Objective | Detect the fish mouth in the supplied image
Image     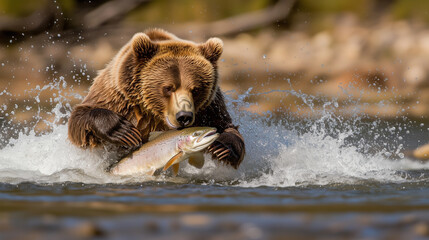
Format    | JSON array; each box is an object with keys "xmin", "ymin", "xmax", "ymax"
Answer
[
  {"xmin": 197, "ymin": 129, "xmax": 218, "ymax": 143},
  {"xmin": 192, "ymin": 129, "xmax": 219, "ymax": 152}
]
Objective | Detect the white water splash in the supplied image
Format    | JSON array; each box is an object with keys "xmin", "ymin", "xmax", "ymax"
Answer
[
  {"xmin": 181, "ymin": 110, "xmax": 429, "ymax": 187},
  {"xmin": 238, "ymin": 132, "xmax": 419, "ymax": 187},
  {"xmin": 0, "ymin": 85, "xmax": 428, "ymax": 186},
  {"xmin": 0, "ymin": 125, "xmax": 171, "ymax": 184}
]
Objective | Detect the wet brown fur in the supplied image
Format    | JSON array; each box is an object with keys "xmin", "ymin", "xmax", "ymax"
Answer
[{"xmin": 68, "ymin": 29, "xmax": 245, "ymax": 168}]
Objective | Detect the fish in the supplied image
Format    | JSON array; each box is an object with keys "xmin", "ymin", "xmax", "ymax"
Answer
[{"xmin": 109, "ymin": 127, "xmax": 219, "ymax": 176}]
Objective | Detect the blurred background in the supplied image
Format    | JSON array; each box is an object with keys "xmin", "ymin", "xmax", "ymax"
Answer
[
  {"xmin": 3, "ymin": 2, "xmax": 429, "ymax": 239},
  {"xmin": 1, "ymin": 0, "xmax": 429, "ymax": 132}
]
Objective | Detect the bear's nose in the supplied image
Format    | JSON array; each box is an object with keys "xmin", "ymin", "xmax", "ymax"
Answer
[{"xmin": 176, "ymin": 111, "xmax": 193, "ymax": 127}]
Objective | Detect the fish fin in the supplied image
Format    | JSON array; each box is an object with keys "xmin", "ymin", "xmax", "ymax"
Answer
[
  {"xmin": 188, "ymin": 153, "xmax": 205, "ymax": 169},
  {"xmin": 163, "ymin": 151, "xmax": 184, "ymax": 171},
  {"xmin": 148, "ymin": 131, "xmax": 164, "ymax": 141},
  {"xmin": 172, "ymin": 163, "xmax": 180, "ymax": 176}
]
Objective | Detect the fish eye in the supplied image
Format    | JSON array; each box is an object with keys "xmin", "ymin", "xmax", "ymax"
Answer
[{"xmin": 192, "ymin": 132, "xmax": 199, "ymax": 137}]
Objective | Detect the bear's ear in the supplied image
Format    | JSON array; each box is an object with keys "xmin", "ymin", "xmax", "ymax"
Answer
[
  {"xmin": 131, "ymin": 33, "xmax": 159, "ymax": 60},
  {"xmin": 199, "ymin": 37, "xmax": 223, "ymax": 63},
  {"xmin": 145, "ymin": 28, "xmax": 176, "ymax": 41}
]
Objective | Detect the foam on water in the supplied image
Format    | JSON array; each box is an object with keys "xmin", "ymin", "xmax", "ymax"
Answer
[
  {"xmin": 182, "ymin": 103, "xmax": 429, "ymax": 187},
  {"xmin": 1, "ymin": 82, "xmax": 428, "ymax": 187},
  {"xmin": 0, "ymin": 124, "xmax": 171, "ymax": 184}
]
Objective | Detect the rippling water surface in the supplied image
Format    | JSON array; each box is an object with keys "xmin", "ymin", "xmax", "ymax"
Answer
[{"xmin": 1, "ymin": 80, "xmax": 429, "ymax": 239}]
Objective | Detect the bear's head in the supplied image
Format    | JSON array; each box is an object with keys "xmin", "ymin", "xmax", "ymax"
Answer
[{"xmin": 119, "ymin": 29, "xmax": 223, "ymax": 129}]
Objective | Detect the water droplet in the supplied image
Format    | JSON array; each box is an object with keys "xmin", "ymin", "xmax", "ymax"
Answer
[{"xmin": 262, "ymin": 54, "xmax": 267, "ymax": 59}]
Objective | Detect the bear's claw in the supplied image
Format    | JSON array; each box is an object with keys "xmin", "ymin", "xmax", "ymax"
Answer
[
  {"xmin": 89, "ymin": 108, "xmax": 143, "ymax": 147},
  {"xmin": 217, "ymin": 149, "xmax": 230, "ymax": 159},
  {"xmin": 208, "ymin": 140, "xmax": 239, "ymax": 168},
  {"xmin": 111, "ymin": 129, "xmax": 140, "ymax": 147},
  {"xmin": 121, "ymin": 133, "xmax": 139, "ymax": 146},
  {"xmin": 207, "ymin": 129, "xmax": 245, "ymax": 169},
  {"xmin": 107, "ymin": 120, "xmax": 142, "ymax": 147}
]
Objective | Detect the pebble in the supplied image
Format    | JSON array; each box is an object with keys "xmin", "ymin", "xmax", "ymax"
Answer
[
  {"xmin": 179, "ymin": 214, "xmax": 212, "ymax": 227},
  {"xmin": 69, "ymin": 221, "xmax": 104, "ymax": 238},
  {"xmin": 216, "ymin": 221, "xmax": 240, "ymax": 231},
  {"xmin": 144, "ymin": 221, "xmax": 160, "ymax": 233},
  {"xmin": 240, "ymin": 223, "xmax": 263, "ymax": 240},
  {"xmin": 414, "ymin": 222, "xmax": 429, "ymax": 236},
  {"xmin": 414, "ymin": 143, "xmax": 429, "ymax": 160},
  {"xmin": 400, "ymin": 214, "xmax": 418, "ymax": 224},
  {"xmin": 0, "ymin": 214, "xmax": 11, "ymax": 230}
]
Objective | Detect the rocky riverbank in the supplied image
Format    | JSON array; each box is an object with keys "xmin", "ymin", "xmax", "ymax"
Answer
[
  {"xmin": 219, "ymin": 15, "xmax": 429, "ymax": 118},
  {"xmin": 0, "ymin": 15, "xmax": 428, "ymax": 128}
]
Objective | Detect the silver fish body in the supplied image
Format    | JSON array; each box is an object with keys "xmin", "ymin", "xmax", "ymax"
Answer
[{"xmin": 110, "ymin": 127, "xmax": 219, "ymax": 176}]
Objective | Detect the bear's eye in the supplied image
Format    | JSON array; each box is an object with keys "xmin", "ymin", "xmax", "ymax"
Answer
[
  {"xmin": 191, "ymin": 88, "xmax": 200, "ymax": 97},
  {"xmin": 162, "ymin": 85, "xmax": 174, "ymax": 97}
]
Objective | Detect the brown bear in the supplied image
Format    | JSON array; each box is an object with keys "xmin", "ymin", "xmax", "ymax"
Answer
[{"xmin": 68, "ymin": 29, "xmax": 245, "ymax": 168}]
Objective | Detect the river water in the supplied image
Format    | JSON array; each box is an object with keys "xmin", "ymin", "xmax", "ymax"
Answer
[{"xmin": 1, "ymin": 80, "xmax": 429, "ymax": 239}]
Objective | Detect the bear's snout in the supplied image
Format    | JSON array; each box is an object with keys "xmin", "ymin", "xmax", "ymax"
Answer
[
  {"xmin": 165, "ymin": 88, "xmax": 195, "ymax": 129},
  {"xmin": 176, "ymin": 111, "xmax": 194, "ymax": 127}
]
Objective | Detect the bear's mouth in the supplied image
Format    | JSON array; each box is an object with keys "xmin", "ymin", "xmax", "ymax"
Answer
[{"xmin": 165, "ymin": 116, "xmax": 179, "ymax": 129}]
